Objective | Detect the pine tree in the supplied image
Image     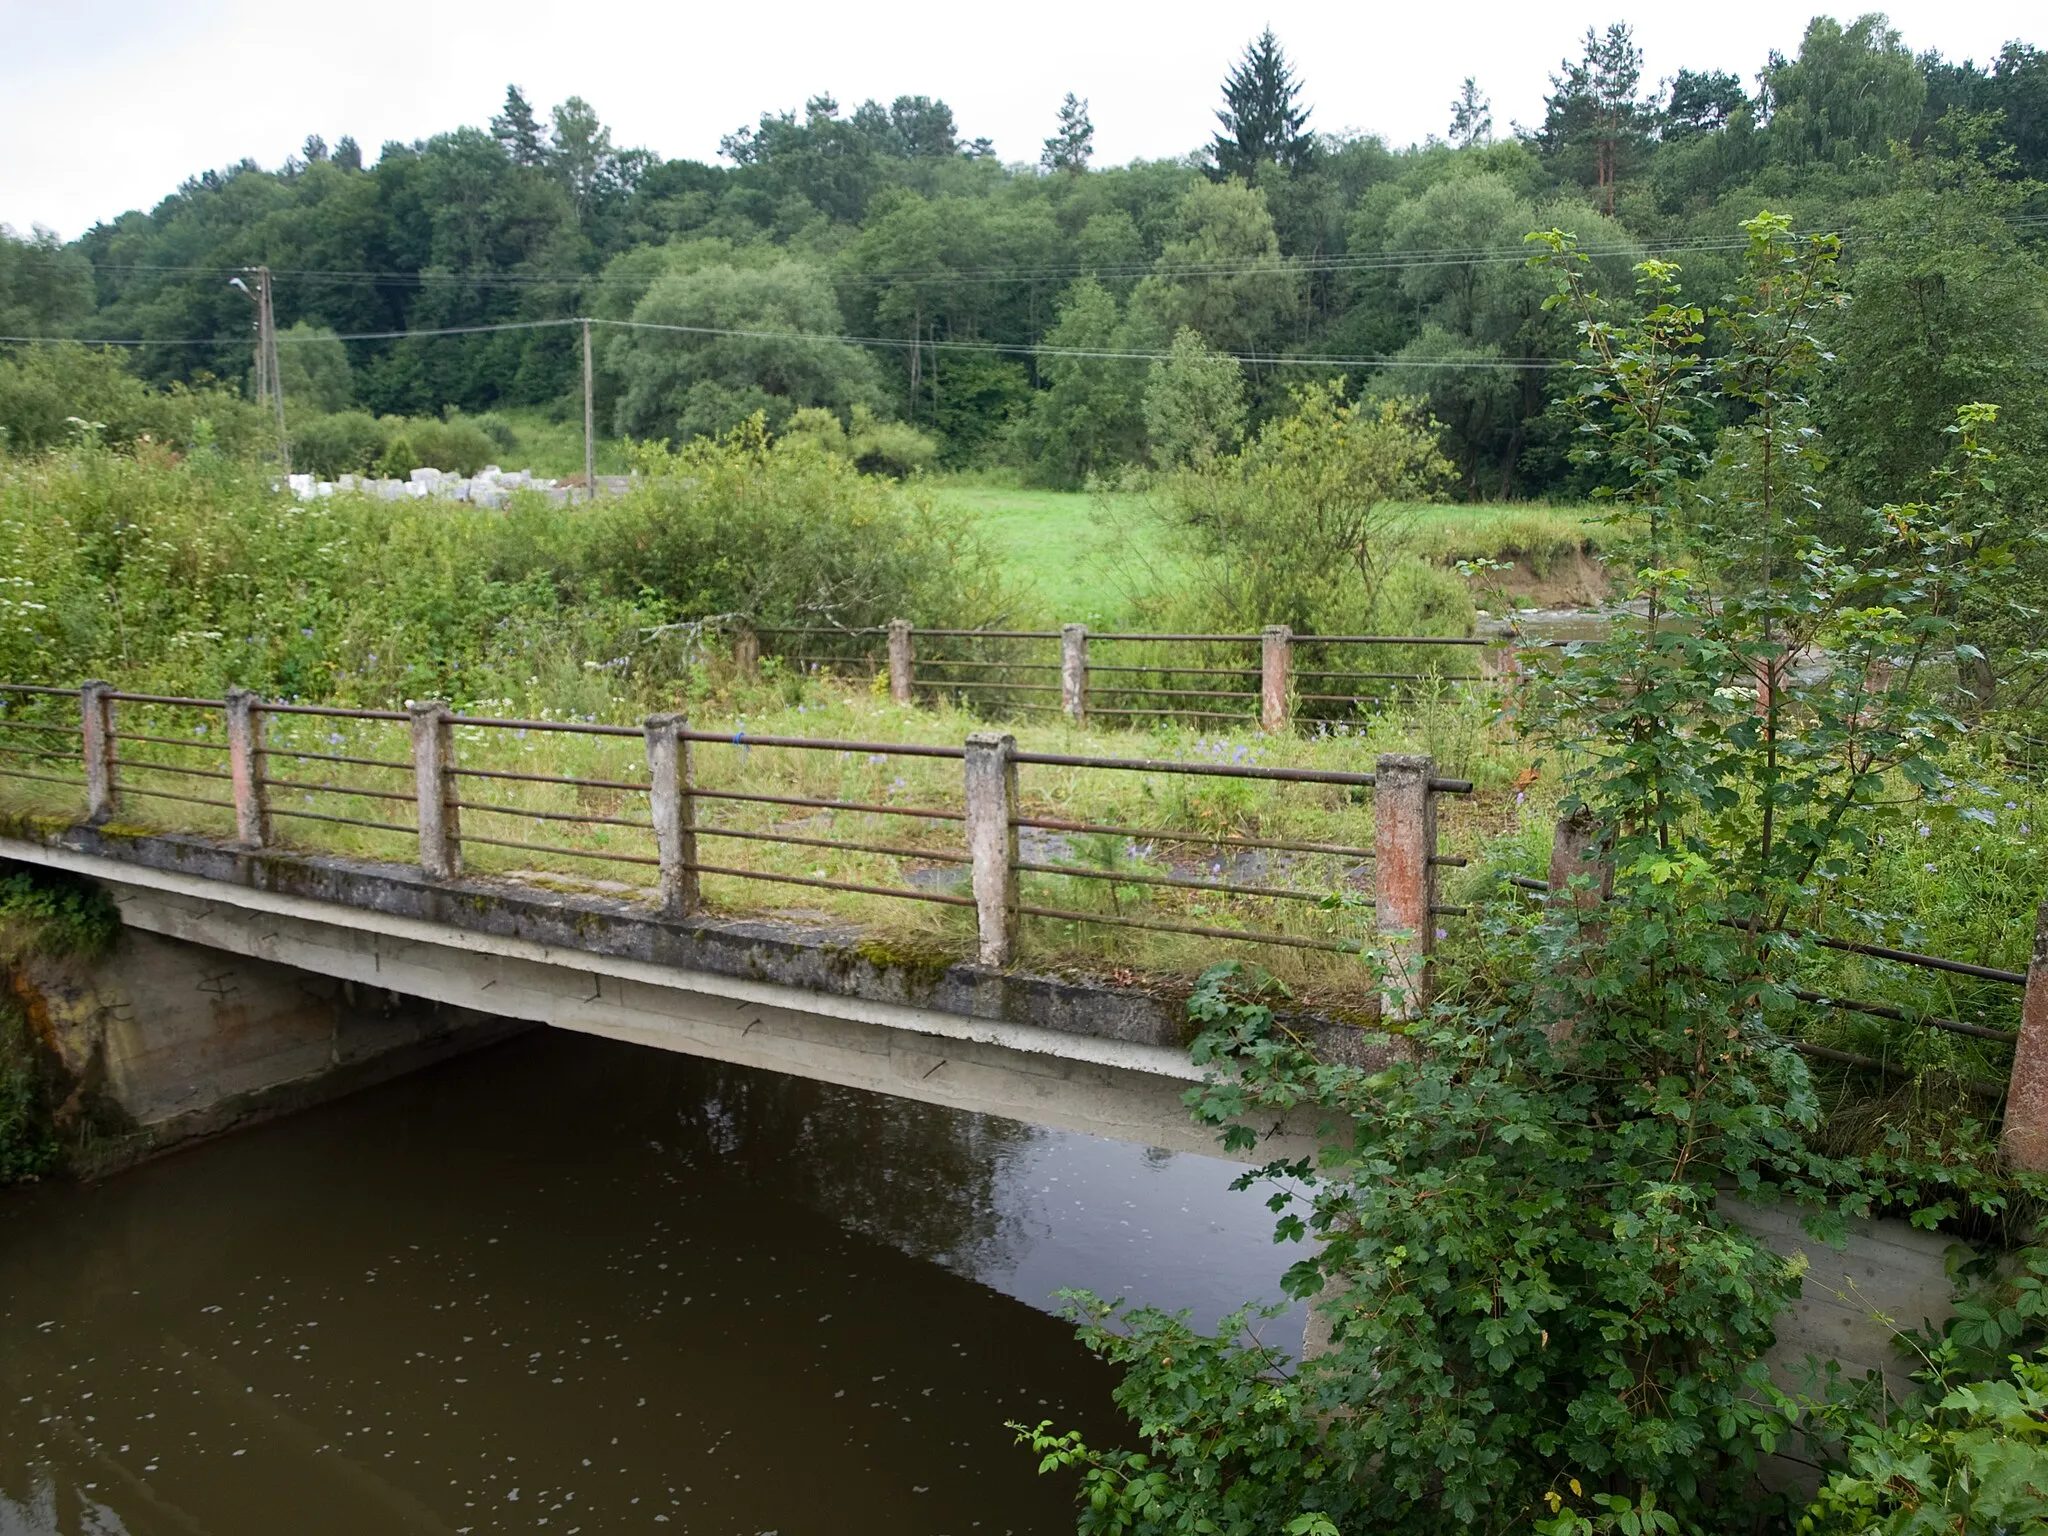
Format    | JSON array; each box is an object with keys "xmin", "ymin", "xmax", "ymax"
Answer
[
  {"xmin": 1535, "ymin": 24, "xmax": 1651, "ymax": 213},
  {"xmin": 1210, "ymin": 28, "xmax": 1314, "ymax": 185},
  {"xmin": 1042, "ymin": 93, "xmax": 1095, "ymax": 173},
  {"xmin": 1448, "ymin": 78, "xmax": 1493, "ymax": 148},
  {"xmin": 332, "ymin": 136, "xmax": 363, "ymax": 172},
  {"xmin": 491, "ymin": 85, "xmax": 547, "ymax": 167}
]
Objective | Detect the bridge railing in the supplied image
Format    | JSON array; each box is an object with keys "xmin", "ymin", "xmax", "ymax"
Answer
[
  {"xmin": 746, "ymin": 621, "xmax": 1502, "ymax": 731},
  {"xmin": 0, "ymin": 680, "xmax": 1469, "ymax": 1018}
]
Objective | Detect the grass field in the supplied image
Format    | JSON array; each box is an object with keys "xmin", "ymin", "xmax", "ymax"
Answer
[{"xmin": 927, "ymin": 478, "xmax": 1613, "ymax": 626}]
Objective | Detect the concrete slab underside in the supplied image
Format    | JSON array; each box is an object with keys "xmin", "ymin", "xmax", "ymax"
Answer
[{"xmin": 3, "ymin": 838, "xmax": 1235, "ymax": 1157}]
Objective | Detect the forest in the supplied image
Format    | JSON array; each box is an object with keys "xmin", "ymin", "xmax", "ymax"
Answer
[{"xmin": 1, "ymin": 13, "xmax": 2045, "ymax": 509}]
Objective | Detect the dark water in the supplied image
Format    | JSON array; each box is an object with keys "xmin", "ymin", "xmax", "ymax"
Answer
[{"xmin": 0, "ymin": 1030, "xmax": 1295, "ymax": 1535}]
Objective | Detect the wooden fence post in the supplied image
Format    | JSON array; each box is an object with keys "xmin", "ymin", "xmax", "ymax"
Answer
[
  {"xmin": 1373, "ymin": 752, "xmax": 1438, "ymax": 1021},
  {"xmin": 964, "ymin": 731, "xmax": 1019, "ymax": 967},
  {"xmin": 1547, "ymin": 808, "xmax": 1613, "ymax": 911},
  {"xmin": 645, "ymin": 713, "xmax": 699, "ymax": 919},
  {"xmin": 2003, "ymin": 901, "xmax": 2048, "ymax": 1172},
  {"xmin": 409, "ymin": 700, "xmax": 461, "ymax": 879},
  {"xmin": 731, "ymin": 622, "xmax": 760, "ymax": 681},
  {"xmin": 887, "ymin": 619, "xmax": 915, "ymax": 706},
  {"xmin": 225, "ymin": 688, "xmax": 270, "ymax": 849},
  {"xmin": 1261, "ymin": 625, "xmax": 1292, "ymax": 734},
  {"xmin": 1061, "ymin": 623, "xmax": 1089, "ymax": 725},
  {"xmin": 79, "ymin": 680, "xmax": 116, "ymax": 823}
]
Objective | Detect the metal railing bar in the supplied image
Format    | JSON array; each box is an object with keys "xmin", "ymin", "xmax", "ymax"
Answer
[
  {"xmin": 1085, "ymin": 664, "xmax": 1261, "ymax": 678},
  {"xmin": 119, "ymin": 785, "xmax": 234, "ymax": 810},
  {"xmin": 118, "ymin": 760, "xmax": 233, "ymax": 782},
  {"xmin": 1790, "ymin": 987, "xmax": 2016, "ymax": 1044},
  {"xmin": 1011, "ymin": 813, "xmax": 1374, "ymax": 861},
  {"xmin": 685, "ymin": 863, "xmax": 978, "ymax": 907},
  {"xmin": 1297, "ymin": 635, "xmax": 1491, "ymax": 646},
  {"xmin": 909, "ymin": 629, "xmax": 1061, "ymax": 640},
  {"xmin": 1091, "ymin": 686, "xmax": 1260, "ymax": 701},
  {"xmin": 112, "ymin": 731, "xmax": 228, "ymax": 752},
  {"xmin": 1296, "ymin": 669, "xmax": 1482, "ymax": 682},
  {"xmin": 1799, "ymin": 930, "xmax": 2025, "ymax": 986},
  {"xmin": 450, "ymin": 766, "xmax": 650, "ymax": 792},
  {"xmin": 679, "ymin": 731, "xmax": 967, "ymax": 761},
  {"xmin": 0, "ymin": 768, "xmax": 85, "ymax": 789},
  {"xmin": 263, "ymin": 776, "xmax": 418, "ymax": 803},
  {"xmin": 0, "ymin": 720, "xmax": 81, "ymax": 735},
  {"xmin": 0, "ymin": 684, "xmax": 81, "ymax": 696},
  {"xmin": 695, "ymin": 825, "xmax": 973, "ymax": 863},
  {"xmin": 257, "ymin": 703, "xmax": 411, "ymax": 721},
  {"xmin": 688, "ymin": 788, "xmax": 965, "ymax": 822},
  {"xmin": 265, "ymin": 747, "xmax": 415, "ymax": 772},
  {"xmin": 1087, "ymin": 708, "xmax": 1254, "ymax": 721},
  {"xmin": 461, "ymin": 834, "xmax": 660, "ymax": 867},
  {"xmin": 1792, "ymin": 1039, "xmax": 2003, "ymax": 1100},
  {"xmin": 448, "ymin": 800, "xmax": 649, "ymax": 830},
  {"xmin": 916, "ymin": 680, "xmax": 1063, "ymax": 693},
  {"xmin": 752, "ymin": 625, "xmax": 885, "ymax": 636},
  {"xmin": 1086, "ymin": 632, "xmax": 1259, "ymax": 643},
  {"xmin": 0, "ymin": 747, "xmax": 84, "ymax": 767},
  {"xmin": 1015, "ymin": 859, "xmax": 1334, "ymax": 902},
  {"xmin": 104, "ymin": 691, "xmax": 222, "ymax": 707},
  {"xmin": 1013, "ymin": 750, "xmax": 1378, "ymax": 787},
  {"xmin": 446, "ymin": 715, "xmax": 641, "ymax": 738},
  {"xmin": 910, "ymin": 658, "xmax": 1059, "ymax": 671},
  {"xmin": 268, "ymin": 806, "xmax": 417, "ymax": 835},
  {"xmin": 1017, "ymin": 902, "xmax": 1364, "ymax": 954}
]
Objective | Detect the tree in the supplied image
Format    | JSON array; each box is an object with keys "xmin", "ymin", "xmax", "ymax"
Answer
[
  {"xmin": 1661, "ymin": 68, "xmax": 1747, "ymax": 139},
  {"xmin": 1017, "ymin": 277, "xmax": 1145, "ymax": 485},
  {"xmin": 1143, "ymin": 326, "xmax": 1245, "ymax": 467},
  {"xmin": 1534, "ymin": 22, "xmax": 1653, "ymax": 213},
  {"xmin": 1129, "ymin": 178, "xmax": 1301, "ymax": 364},
  {"xmin": 490, "ymin": 85, "xmax": 546, "ymax": 168},
  {"xmin": 608, "ymin": 259, "xmax": 885, "ymax": 441},
  {"xmin": 1042, "ymin": 93, "xmax": 1094, "ymax": 174},
  {"xmin": 1448, "ymin": 78, "xmax": 1492, "ymax": 148},
  {"xmin": 274, "ymin": 323, "xmax": 353, "ymax": 414},
  {"xmin": 1210, "ymin": 28, "xmax": 1314, "ymax": 186},
  {"xmin": 548, "ymin": 96, "xmax": 647, "ymax": 227},
  {"xmin": 0, "ymin": 226, "xmax": 93, "ymax": 339},
  {"xmin": 1759, "ymin": 15, "xmax": 1924, "ymax": 169},
  {"xmin": 331, "ymin": 136, "xmax": 364, "ymax": 172}
]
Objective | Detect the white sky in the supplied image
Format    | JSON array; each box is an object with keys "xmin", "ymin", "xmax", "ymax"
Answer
[{"xmin": 3, "ymin": 0, "xmax": 2040, "ymax": 239}]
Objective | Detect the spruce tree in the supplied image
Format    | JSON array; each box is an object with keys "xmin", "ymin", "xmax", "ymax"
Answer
[
  {"xmin": 1209, "ymin": 28, "xmax": 1313, "ymax": 185},
  {"xmin": 491, "ymin": 85, "xmax": 547, "ymax": 167},
  {"xmin": 1042, "ymin": 93, "xmax": 1095, "ymax": 173}
]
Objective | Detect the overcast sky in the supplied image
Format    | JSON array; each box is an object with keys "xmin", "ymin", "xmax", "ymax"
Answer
[{"xmin": 3, "ymin": 0, "xmax": 2041, "ymax": 239}]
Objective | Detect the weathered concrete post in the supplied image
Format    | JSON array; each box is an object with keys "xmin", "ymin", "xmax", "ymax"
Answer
[
  {"xmin": 1060, "ymin": 624, "xmax": 1089, "ymax": 725},
  {"xmin": 887, "ymin": 620, "xmax": 915, "ymax": 706},
  {"xmin": 225, "ymin": 688, "xmax": 271, "ymax": 849},
  {"xmin": 644, "ymin": 713, "xmax": 700, "ymax": 919},
  {"xmin": 1547, "ymin": 808, "xmax": 1612, "ymax": 911},
  {"xmin": 79, "ymin": 679, "xmax": 116, "ymax": 823},
  {"xmin": 408, "ymin": 700, "xmax": 461, "ymax": 879},
  {"xmin": 2003, "ymin": 901, "xmax": 2048, "ymax": 1171},
  {"xmin": 964, "ymin": 731, "xmax": 1019, "ymax": 967},
  {"xmin": 1260, "ymin": 625, "xmax": 1292, "ymax": 734},
  {"xmin": 1373, "ymin": 753, "xmax": 1437, "ymax": 1022},
  {"xmin": 731, "ymin": 623, "xmax": 760, "ymax": 681}
]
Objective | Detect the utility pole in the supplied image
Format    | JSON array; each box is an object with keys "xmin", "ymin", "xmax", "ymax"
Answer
[
  {"xmin": 231, "ymin": 266, "xmax": 290, "ymax": 473},
  {"xmin": 581, "ymin": 317, "xmax": 595, "ymax": 501}
]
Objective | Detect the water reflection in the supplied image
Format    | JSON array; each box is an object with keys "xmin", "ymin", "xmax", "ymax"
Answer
[{"xmin": 0, "ymin": 1028, "xmax": 1291, "ymax": 1535}]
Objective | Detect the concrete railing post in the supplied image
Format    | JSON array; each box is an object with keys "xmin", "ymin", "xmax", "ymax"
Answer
[
  {"xmin": 1547, "ymin": 808, "xmax": 1613, "ymax": 912},
  {"xmin": 409, "ymin": 700, "xmax": 461, "ymax": 879},
  {"xmin": 1060, "ymin": 624, "xmax": 1088, "ymax": 725},
  {"xmin": 79, "ymin": 680, "xmax": 116, "ymax": 822},
  {"xmin": 964, "ymin": 731, "xmax": 1019, "ymax": 967},
  {"xmin": 1261, "ymin": 626, "xmax": 1293, "ymax": 734},
  {"xmin": 2003, "ymin": 901, "xmax": 2048, "ymax": 1172},
  {"xmin": 731, "ymin": 622, "xmax": 760, "ymax": 681},
  {"xmin": 645, "ymin": 713, "xmax": 699, "ymax": 920},
  {"xmin": 887, "ymin": 619, "xmax": 915, "ymax": 706},
  {"xmin": 1373, "ymin": 753, "xmax": 1437, "ymax": 1022},
  {"xmin": 225, "ymin": 688, "xmax": 270, "ymax": 849}
]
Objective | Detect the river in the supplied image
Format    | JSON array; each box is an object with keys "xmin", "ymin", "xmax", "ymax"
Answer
[{"xmin": 0, "ymin": 1028, "xmax": 1299, "ymax": 1535}]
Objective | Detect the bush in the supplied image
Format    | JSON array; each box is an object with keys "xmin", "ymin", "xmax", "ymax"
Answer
[
  {"xmin": 291, "ymin": 409, "xmax": 387, "ymax": 478},
  {"xmin": 0, "ymin": 343, "xmax": 265, "ymax": 458}
]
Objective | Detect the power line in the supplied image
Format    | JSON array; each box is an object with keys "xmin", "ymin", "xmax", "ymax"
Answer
[{"xmin": 0, "ymin": 315, "xmax": 1566, "ymax": 372}]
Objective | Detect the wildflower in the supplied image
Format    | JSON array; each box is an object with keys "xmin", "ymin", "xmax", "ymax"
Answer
[
  {"xmin": 1435, "ymin": 928, "xmax": 1448, "ymax": 941},
  {"xmin": 1916, "ymin": 824, "xmax": 1930, "ymax": 838}
]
